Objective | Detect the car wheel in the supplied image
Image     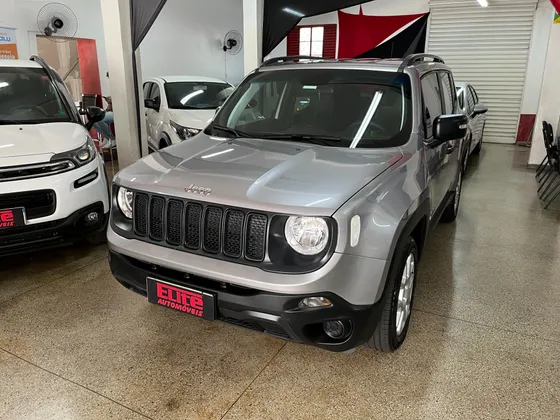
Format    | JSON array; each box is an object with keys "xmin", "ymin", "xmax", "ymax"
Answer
[
  {"xmin": 366, "ymin": 236, "xmax": 418, "ymax": 353},
  {"xmin": 440, "ymin": 170, "xmax": 463, "ymax": 223},
  {"xmin": 473, "ymin": 124, "xmax": 484, "ymax": 155},
  {"xmin": 85, "ymin": 229, "xmax": 107, "ymax": 245},
  {"xmin": 462, "ymin": 137, "xmax": 471, "ymax": 174}
]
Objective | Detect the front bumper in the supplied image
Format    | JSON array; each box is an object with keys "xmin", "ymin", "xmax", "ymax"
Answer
[
  {"xmin": 0, "ymin": 202, "xmax": 108, "ymax": 257},
  {"xmin": 109, "ymin": 250, "xmax": 384, "ymax": 352},
  {"xmin": 0, "ymin": 156, "xmax": 110, "ymax": 224}
]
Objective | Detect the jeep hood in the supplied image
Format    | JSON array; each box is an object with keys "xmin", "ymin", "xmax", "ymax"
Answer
[
  {"xmin": 0, "ymin": 122, "xmax": 88, "ymax": 164},
  {"xmin": 116, "ymin": 135, "xmax": 403, "ymax": 216}
]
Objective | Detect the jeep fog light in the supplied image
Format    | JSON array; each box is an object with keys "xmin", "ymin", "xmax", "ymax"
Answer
[
  {"xmin": 299, "ymin": 297, "xmax": 332, "ymax": 309},
  {"xmin": 117, "ymin": 187, "xmax": 133, "ymax": 219},
  {"xmin": 285, "ymin": 216, "xmax": 329, "ymax": 255}
]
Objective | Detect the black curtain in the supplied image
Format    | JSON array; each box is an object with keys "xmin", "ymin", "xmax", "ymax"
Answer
[
  {"xmin": 357, "ymin": 14, "xmax": 429, "ymax": 59},
  {"xmin": 130, "ymin": 0, "xmax": 168, "ymax": 155},
  {"xmin": 263, "ymin": 0, "xmax": 369, "ymax": 58}
]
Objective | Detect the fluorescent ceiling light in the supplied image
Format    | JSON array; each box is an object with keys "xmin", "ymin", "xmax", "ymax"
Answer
[
  {"xmin": 477, "ymin": 0, "xmax": 488, "ymax": 7},
  {"xmin": 0, "ymin": 82, "xmax": 9, "ymax": 88},
  {"xmin": 283, "ymin": 7, "xmax": 305, "ymax": 17},
  {"xmin": 180, "ymin": 90, "xmax": 204, "ymax": 105}
]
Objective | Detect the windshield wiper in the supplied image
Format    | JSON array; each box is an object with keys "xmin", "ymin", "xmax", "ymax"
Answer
[
  {"xmin": 259, "ymin": 134, "xmax": 343, "ymax": 146},
  {"xmin": 210, "ymin": 124, "xmax": 254, "ymax": 138}
]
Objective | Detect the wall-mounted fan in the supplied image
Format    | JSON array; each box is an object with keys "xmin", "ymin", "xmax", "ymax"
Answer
[
  {"xmin": 37, "ymin": 2, "xmax": 78, "ymax": 42},
  {"xmin": 223, "ymin": 30, "xmax": 243, "ymax": 55}
]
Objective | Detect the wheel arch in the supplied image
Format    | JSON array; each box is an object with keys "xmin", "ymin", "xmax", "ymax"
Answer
[{"xmin": 159, "ymin": 133, "xmax": 172, "ymax": 149}]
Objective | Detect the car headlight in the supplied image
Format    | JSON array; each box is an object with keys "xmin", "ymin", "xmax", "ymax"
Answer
[
  {"xmin": 52, "ymin": 136, "xmax": 97, "ymax": 166},
  {"xmin": 284, "ymin": 216, "xmax": 329, "ymax": 255},
  {"xmin": 170, "ymin": 121, "xmax": 201, "ymax": 140},
  {"xmin": 117, "ymin": 187, "xmax": 133, "ymax": 219}
]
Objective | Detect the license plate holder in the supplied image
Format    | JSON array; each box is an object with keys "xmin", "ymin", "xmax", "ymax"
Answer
[
  {"xmin": 0, "ymin": 208, "xmax": 26, "ymax": 230},
  {"xmin": 146, "ymin": 277, "xmax": 216, "ymax": 320}
]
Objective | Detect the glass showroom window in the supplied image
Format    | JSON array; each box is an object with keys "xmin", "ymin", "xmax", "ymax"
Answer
[{"xmin": 299, "ymin": 27, "xmax": 324, "ymax": 57}]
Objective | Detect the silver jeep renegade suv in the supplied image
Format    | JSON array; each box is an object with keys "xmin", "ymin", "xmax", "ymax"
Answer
[{"xmin": 108, "ymin": 54, "xmax": 468, "ymax": 353}]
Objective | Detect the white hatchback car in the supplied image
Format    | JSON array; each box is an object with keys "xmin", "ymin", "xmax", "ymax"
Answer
[
  {"xmin": 143, "ymin": 76, "xmax": 234, "ymax": 151},
  {"xmin": 0, "ymin": 57, "xmax": 110, "ymax": 256}
]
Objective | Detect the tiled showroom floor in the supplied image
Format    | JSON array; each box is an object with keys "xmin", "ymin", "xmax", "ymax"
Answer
[{"xmin": 1, "ymin": 144, "xmax": 559, "ymax": 420}]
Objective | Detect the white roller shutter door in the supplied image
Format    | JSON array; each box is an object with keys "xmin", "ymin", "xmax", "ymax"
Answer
[{"xmin": 427, "ymin": 0, "xmax": 537, "ymax": 143}]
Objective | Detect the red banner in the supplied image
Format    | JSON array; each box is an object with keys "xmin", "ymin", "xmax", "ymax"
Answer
[{"xmin": 338, "ymin": 7, "xmax": 425, "ymax": 59}]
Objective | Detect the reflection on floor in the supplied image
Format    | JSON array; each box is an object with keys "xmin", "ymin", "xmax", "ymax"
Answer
[{"xmin": 1, "ymin": 144, "xmax": 559, "ymax": 420}]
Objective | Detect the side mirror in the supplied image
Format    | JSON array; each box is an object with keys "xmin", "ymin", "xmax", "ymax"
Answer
[
  {"xmin": 430, "ymin": 114, "xmax": 468, "ymax": 147},
  {"xmin": 473, "ymin": 104, "xmax": 488, "ymax": 116},
  {"xmin": 144, "ymin": 99, "xmax": 157, "ymax": 110},
  {"xmin": 84, "ymin": 106, "xmax": 106, "ymax": 131}
]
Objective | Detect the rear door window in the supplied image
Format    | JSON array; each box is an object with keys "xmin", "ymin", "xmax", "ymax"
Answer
[
  {"xmin": 421, "ymin": 72, "xmax": 443, "ymax": 139},
  {"xmin": 466, "ymin": 87, "xmax": 475, "ymax": 115},
  {"xmin": 438, "ymin": 72, "xmax": 456, "ymax": 115}
]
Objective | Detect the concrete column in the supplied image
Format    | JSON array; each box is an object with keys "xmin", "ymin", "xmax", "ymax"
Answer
[
  {"xmin": 99, "ymin": 0, "xmax": 145, "ymax": 168},
  {"xmin": 529, "ymin": 4, "xmax": 559, "ymax": 165},
  {"xmin": 243, "ymin": 0, "xmax": 264, "ymax": 75}
]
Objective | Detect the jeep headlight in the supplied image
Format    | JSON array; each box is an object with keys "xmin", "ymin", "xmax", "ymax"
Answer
[
  {"xmin": 117, "ymin": 187, "xmax": 133, "ymax": 219},
  {"xmin": 285, "ymin": 216, "xmax": 329, "ymax": 255}
]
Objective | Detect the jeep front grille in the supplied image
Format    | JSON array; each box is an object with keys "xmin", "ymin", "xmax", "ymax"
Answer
[{"xmin": 133, "ymin": 193, "xmax": 268, "ymax": 262}]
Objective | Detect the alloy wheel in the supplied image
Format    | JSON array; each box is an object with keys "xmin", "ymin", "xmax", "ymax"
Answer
[
  {"xmin": 396, "ymin": 253, "xmax": 415, "ymax": 335},
  {"xmin": 454, "ymin": 172, "xmax": 462, "ymax": 214}
]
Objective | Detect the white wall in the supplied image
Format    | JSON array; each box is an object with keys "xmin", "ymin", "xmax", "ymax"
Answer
[
  {"xmin": 0, "ymin": 0, "xmax": 110, "ymax": 96},
  {"xmin": 521, "ymin": 0, "xmax": 553, "ymax": 116},
  {"xmin": 140, "ymin": 0, "xmax": 245, "ymax": 85},
  {"xmin": 529, "ymin": 6, "xmax": 559, "ymax": 165}
]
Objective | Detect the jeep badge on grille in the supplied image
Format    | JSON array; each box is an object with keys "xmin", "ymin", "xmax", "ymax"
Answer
[{"xmin": 185, "ymin": 184, "xmax": 212, "ymax": 196}]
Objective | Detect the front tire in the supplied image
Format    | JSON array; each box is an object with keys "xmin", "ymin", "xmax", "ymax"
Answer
[{"xmin": 366, "ymin": 237, "xmax": 418, "ymax": 353}]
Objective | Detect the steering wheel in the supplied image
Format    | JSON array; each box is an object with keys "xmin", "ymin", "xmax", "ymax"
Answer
[
  {"xmin": 7, "ymin": 105, "xmax": 49, "ymax": 117},
  {"xmin": 345, "ymin": 120, "xmax": 390, "ymax": 138}
]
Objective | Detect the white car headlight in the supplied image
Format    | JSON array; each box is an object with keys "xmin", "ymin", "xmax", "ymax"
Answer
[
  {"xmin": 285, "ymin": 216, "xmax": 329, "ymax": 255},
  {"xmin": 171, "ymin": 120, "xmax": 201, "ymax": 140},
  {"xmin": 117, "ymin": 187, "xmax": 133, "ymax": 219}
]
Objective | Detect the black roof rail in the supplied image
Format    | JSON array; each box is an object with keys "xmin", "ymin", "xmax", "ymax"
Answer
[
  {"xmin": 261, "ymin": 55, "xmax": 328, "ymax": 67},
  {"xmin": 398, "ymin": 54, "xmax": 445, "ymax": 71}
]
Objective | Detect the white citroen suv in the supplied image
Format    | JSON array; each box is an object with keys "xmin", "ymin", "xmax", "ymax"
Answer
[
  {"xmin": 143, "ymin": 76, "xmax": 234, "ymax": 151},
  {"xmin": 0, "ymin": 57, "xmax": 110, "ymax": 256}
]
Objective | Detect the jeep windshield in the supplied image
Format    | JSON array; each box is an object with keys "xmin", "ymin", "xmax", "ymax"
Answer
[
  {"xmin": 165, "ymin": 81, "xmax": 234, "ymax": 110},
  {"xmin": 210, "ymin": 69, "xmax": 412, "ymax": 148},
  {"xmin": 0, "ymin": 67, "xmax": 71, "ymax": 125}
]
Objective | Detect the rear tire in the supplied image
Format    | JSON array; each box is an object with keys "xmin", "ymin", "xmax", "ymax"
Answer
[
  {"xmin": 366, "ymin": 236, "xmax": 418, "ymax": 353},
  {"xmin": 440, "ymin": 170, "xmax": 462, "ymax": 223},
  {"xmin": 462, "ymin": 137, "xmax": 471, "ymax": 174},
  {"xmin": 473, "ymin": 124, "xmax": 484, "ymax": 155}
]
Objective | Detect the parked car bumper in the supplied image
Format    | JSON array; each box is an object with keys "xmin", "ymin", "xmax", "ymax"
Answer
[
  {"xmin": 0, "ymin": 156, "xmax": 110, "ymax": 256},
  {"xmin": 109, "ymin": 249, "xmax": 385, "ymax": 352}
]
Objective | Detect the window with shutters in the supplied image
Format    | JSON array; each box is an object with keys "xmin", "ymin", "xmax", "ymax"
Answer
[{"xmin": 286, "ymin": 25, "xmax": 337, "ymax": 58}]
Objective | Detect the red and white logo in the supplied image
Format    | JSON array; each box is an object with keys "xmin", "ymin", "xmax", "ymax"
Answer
[
  {"xmin": 0, "ymin": 210, "xmax": 14, "ymax": 228},
  {"xmin": 156, "ymin": 283, "xmax": 204, "ymax": 317}
]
